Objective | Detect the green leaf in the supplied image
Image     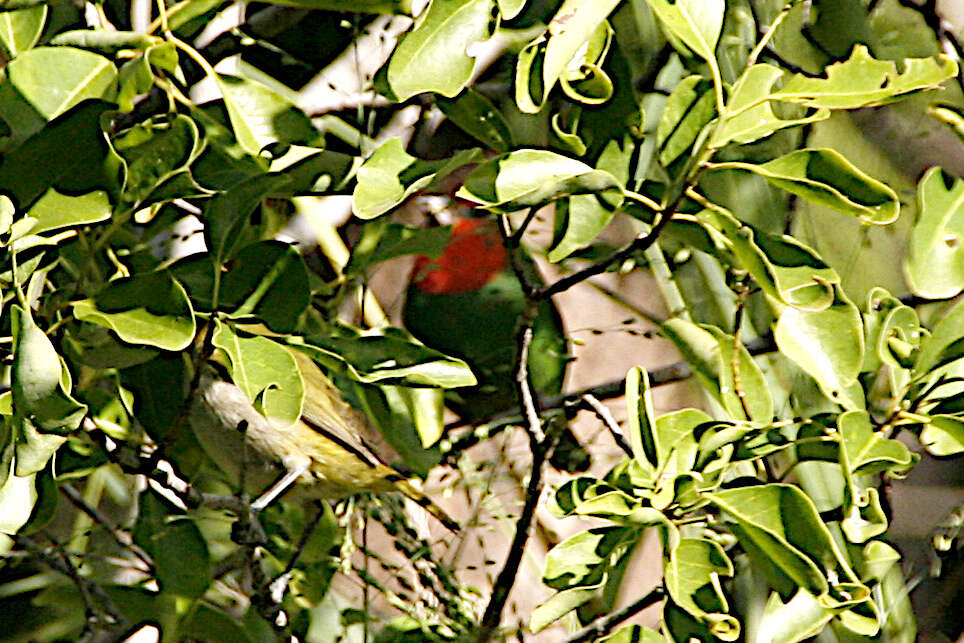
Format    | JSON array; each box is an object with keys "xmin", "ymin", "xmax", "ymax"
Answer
[
  {"xmin": 920, "ymin": 415, "xmax": 964, "ymax": 456},
  {"xmin": 48, "ymin": 29, "xmax": 162, "ymax": 54},
  {"xmin": 752, "ymin": 590, "xmax": 837, "ymax": 643},
  {"xmin": 913, "ymin": 298, "xmax": 964, "ymax": 377},
  {"xmin": 0, "ymin": 46, "xmax": 116, "ymax": 144},
  {"xmin": 437, "ymin": 89, "xmax": 512, "ymax": 152},
  {"xmin": 352, "ymin": 138, "xmax": 482, "ymax": 219},
  {"xmin": 0, "ymin": 100, "xmax": 116, "ymax": 208},
  {"xmin": 774, "ymin": 287, "xmax": 865, "ymax": 408},
  {"xmin": 216, "ymin": 74, "xmax": 318, "ymax": 155},
  {"xmin": 11, "ymin": 305, "xmax": 87, "ymax": 440},
  {"xmin": 112, "ymin": 114, "xmax": 201, "ymax": 206},
  {"xmin": 213, "ymin": 321, "xmax": 305, "ymax": 429},
  {"xmin": 771, "ymin": 44, "xmax": 957, "ymax": 110},
  {"xmin": 665, "ymin": 538, "xmax": 738, "ymax": 640},
  {"xmin": 644, "ymin": 0, "xmax": 723, "ymax": 63},
  {"xmin": 204, "ymin": 173, "xmax": 292, "ymax": 264},
  {"xmin": 456, "ymin": 148, "xmax": 624, "ymax": 212},
  {"xmin": 0, "ymin": 467, "xmax": 37, "ymax": 535},
  {"xmin": 712, "ymin": 64, "xmax": 828, "ymax": 148},
  {"xmin": 24, "ymin": 188, "xmax": 110, "ymax": 235},
  {"xmin": 73, "ymin": 271, "xmax": 196, "ymax": 351},
  {"xmin": 345, "ymin": 223, "xmax": 454, "ymax": 274},
  {"xmin": 660, "ymin": 319, "xmax": 772, "ymax": 423},
  {"xmin": 0, "ymin": 5, "xmax": 45, "ymax": 58},
  {"xmin": 386, "ymin": 0, "xmax": 494, "ymax": 100},
  {"xmin": 625, "ymin": 365, "xmax": 658, "ymax": 467},
  {"xmin": 696, "ymin": 206, "xmax": 839, "ymax": 311},
  {"xmin": 295, "ymin": 324, "xmax": 477, "ymax": 388},
  {"xmin": 707, "ymin": 484, "xmax": 856, "ymax": 596},
  {"xmin": 533, "ymin": 526, "xmax": 640, "ymax": 631},
  {"xmin": 548, "ymin": 136, "xmax": 633, "ymax": 262},
  {"xmin": 514, "ymin": 0, "xmax": 621, "ymax": 113},
  {"xmin": 147, "ymin": 518, "xmax": 212, "ymax": 598},
  {"xmin": 117, "ymin": 42, "xmax": 178, "ymax": 113},
  {"xmin": 258, "ymin": 0, "xmax": 412, "ymax": 11},
  {"xmin": 709, "ymin": 149, "xmax": 899, "ymax": 224},
  {"xmin": 219, "ymin": 241, "xmax": 311, "ymax": 333},
  {"xmin": 906, "ymin": 166, "xmax": 964, "ymax": 299},
  {"xmin": 598, "ymin": 626, "xmax": 670, "ymax": 643},
  {"xmin": 657, "ymin": 75, "xmax": 716, "ymax": 166}
]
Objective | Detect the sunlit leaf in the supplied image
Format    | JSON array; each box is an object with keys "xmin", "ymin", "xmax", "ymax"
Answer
[
  {"xmin": 213, "ymin": 321, "xmax": 305, "ymax": 429},
  {"xmin": 0, "ymin": 4, "xmax": 45, "ymax": 57},
  {"xmin": 456, "ymin": 148, "xmax": 624, "ymax": 212},
  {"xmin": 386, "ymin": 0, "xmax": 494, "ymax": 100},
  {"xmin": 657, "ymin": 75, "xmax": 716, "ymax": 165},
  {"xmin": 906, "ymin": 166, "xmax": 964, "ymax": 299},
  {"xmin": 665, "ymin": 538, "xmax": 738, "ymax": 639},
  {"xmin": 775, "ymin": 287, "xmax": 865, "ymax": 408},
  {"xmin": 920, "ymin": 415, "xmax": 964, "ymax": 456},
  {"xmin": 73, "ymin": 272, "xmax": 196, "ymax": 351},
  {"xmin": 644, "ymin": 0, "xmax": 723, "ymax": 64},
  {"xmin": 771, "ymin": 44, "xmax": 957, "ymax": 109},
  {"xmin": 709, "ymin": 149, "xmax": 899, "ymax": 224}
]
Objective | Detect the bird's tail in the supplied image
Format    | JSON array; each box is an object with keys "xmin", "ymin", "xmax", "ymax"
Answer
[{"xmin": 383, "ymin": 472, "xmax": 460, "ymax": 533}]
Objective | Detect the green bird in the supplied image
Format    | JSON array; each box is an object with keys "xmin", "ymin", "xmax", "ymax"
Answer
[{"xmin": 403, "ymin": 216, "xmax": 569, "ymax": 423}]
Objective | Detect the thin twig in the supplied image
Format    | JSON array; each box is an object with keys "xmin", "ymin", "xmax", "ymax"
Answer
[
  {"xmin": 562, "ymin": 586, "xmax": 666, "ymax": 643},
  {"xmin": 581, "ymin": 394, "xmax": 632, "ymax": 457},
  {"xmin": 16, "ymin": 534, "xmax": 130, "ymax": 636},
  {"xmin": 60, "ymin": 484, "xmax": 154, "ymax": 573}
]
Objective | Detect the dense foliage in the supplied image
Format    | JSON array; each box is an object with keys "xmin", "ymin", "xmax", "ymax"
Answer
[{"xmin": 0, "ymin": 0, "xmax": 962, "ymax": 641}]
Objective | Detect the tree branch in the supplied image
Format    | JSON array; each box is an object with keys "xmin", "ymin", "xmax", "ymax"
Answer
[{"xmin": 562, "ymin": 586, "xmax": 666, "ymax": 643}]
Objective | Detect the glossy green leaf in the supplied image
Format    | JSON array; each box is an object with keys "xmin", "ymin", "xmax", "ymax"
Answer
[
  {"xmin": 515, "ymin": 0, "xmax": 620, "ymax": 113},
  {"xmin": 437, "ymin": 89, "xmax": 512, "ymax": 152},
  {"xmin": 346, "ymin": 223, "xmax": 454, "ymax": 274},
  {"xmin": 213, "ymin": 321, "xmax": 305, "ymax": 429},
  {"xmin": 858, "ymin": 540, "xmax": 900, "ymax": 582},
  {"xmin": 771, "ymin": 45, "xmax": 957, "ymax": 110},
  {"xmin": 708, "ymin": 484, "xmax": 855, "ymax": 596},
  {"xmin": 0, "ymin": 4, "xmax": 45, "ymax": 57},
  {"xmin": 216, "ymin": 74, "xmax": 318, "ymax": 155},
  {"xmin": 0, "ymin": 46, "xmax": 116, "ymax": 144},
  {"xmin": 0, "ymin": 100, "xmax": 117, "ymax": 209},
  {"xmin": 625, "ymin": 365, "xmax": 658, "ymax": 467},
  {"xmin": 296, "ymin": 324, "xmax": 477, "ymax": 388},
  {"xmin": 548, "ymin": 137, "xmax": 633, "ymax": 261},
  {"xmin": 353, "ymin": 138, "xmax": 482, "ymax": 218},
  {"xmin": 386, "ymin": 0, "xmax": 494, "ymax": 100},
  {"xmin": 712, "ymin": 64, "xmax": 828, "ymax": 148},
  {"xmin": 219, "ymin": 241, "xmax": 311, "ymax": 333},
  {"xmin": 774, "ymin": 287, "xmax": 865, "ymax": 409},
  {"xmin": 665, "ymin": 538, "xmax": 737, "ymax": 638},
  {"xmin": 11, "ymin": 307, "xmax": 85, "ymax": 476},
  {"xmin": 147, "ymin": 518, "xmax": 212, "ymax": 598},
  {"xmin": 661, "ymin": 319, "xmax": 772, "ymax": 423},
  {"xmin": 0, "ymin": 466, "xmax": 37, "ymax": 535},
  {"xmin": 696, "ymin": 207, "xmax": 839, "ymax": 311},
  {"xmin": 838, "ymin": 411, "xmax": 916, "ymax": 477},
  {"xmin": 906, "ymin": 166, "xmax": 964, "ymax": 299},
  {"xmin": 598, "ymin": 625, "xmax": 670, "ymax": 643},
  {"xmin": 752, "ymin": 590, "xmax": 837, "ymax": 643},
  {"xmin": 49, "ymin": 29, "xmax": 161, "ymax": 54},
  {"xmin": 205, "ymin": 173, "xmax": 292, "ymax": 264},
  {"xmin": 73, "ymin": 272, "xmax": 196, "ymax": 351},
  {"xmin": 25, "ymin": 188, "xmax": 110, "ymax": 235},
  {"xmin": 260, "ymin": 0, "xmax": 411, "ymax": 11},
  {"xmin": 709, "ymin": 149, "xmax": 899, "ymax": 224},
  {"xmin": 657, "ymin": 75, "xmax": 716, "ymax": 166},
  {"xmin": 456, "ymin": 149, "xmax": 624, "ymax": 212},
  {"xmin": 533, "ymin": 525, "xmax": 640, "ymax": 631},
  {"xmin": 112, "ymin": 114, "xmax": 201, "ymax": 206},
  {"xmin": 644, "ymin": 0, "xmax": 723, "ymax": 64},
  {"xmin": 920, "ymin": 415, "xmax": 964, "ymax": 456},
  {"xmin": 912, "ymin": 298, "xmax": 964, "ymax": 377},
  {"xmin": 117, "ymin": 42, "xmax": 178, "ymax": 113}
]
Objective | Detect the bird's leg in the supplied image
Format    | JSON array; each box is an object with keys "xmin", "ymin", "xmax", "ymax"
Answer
[{"xmin": 252, "ymin": 463, "xmax": 310, "ymax": 510}]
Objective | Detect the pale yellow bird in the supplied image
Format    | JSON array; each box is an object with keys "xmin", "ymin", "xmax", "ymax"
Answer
[{"xmin": 190, "ymin": 347, "xmax": 458, "ymax": 532}]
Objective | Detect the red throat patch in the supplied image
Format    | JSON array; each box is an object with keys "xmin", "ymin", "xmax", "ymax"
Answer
[{"xmin": 412, "ymin": 218, "xmax": 507, "ymax": 295}]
